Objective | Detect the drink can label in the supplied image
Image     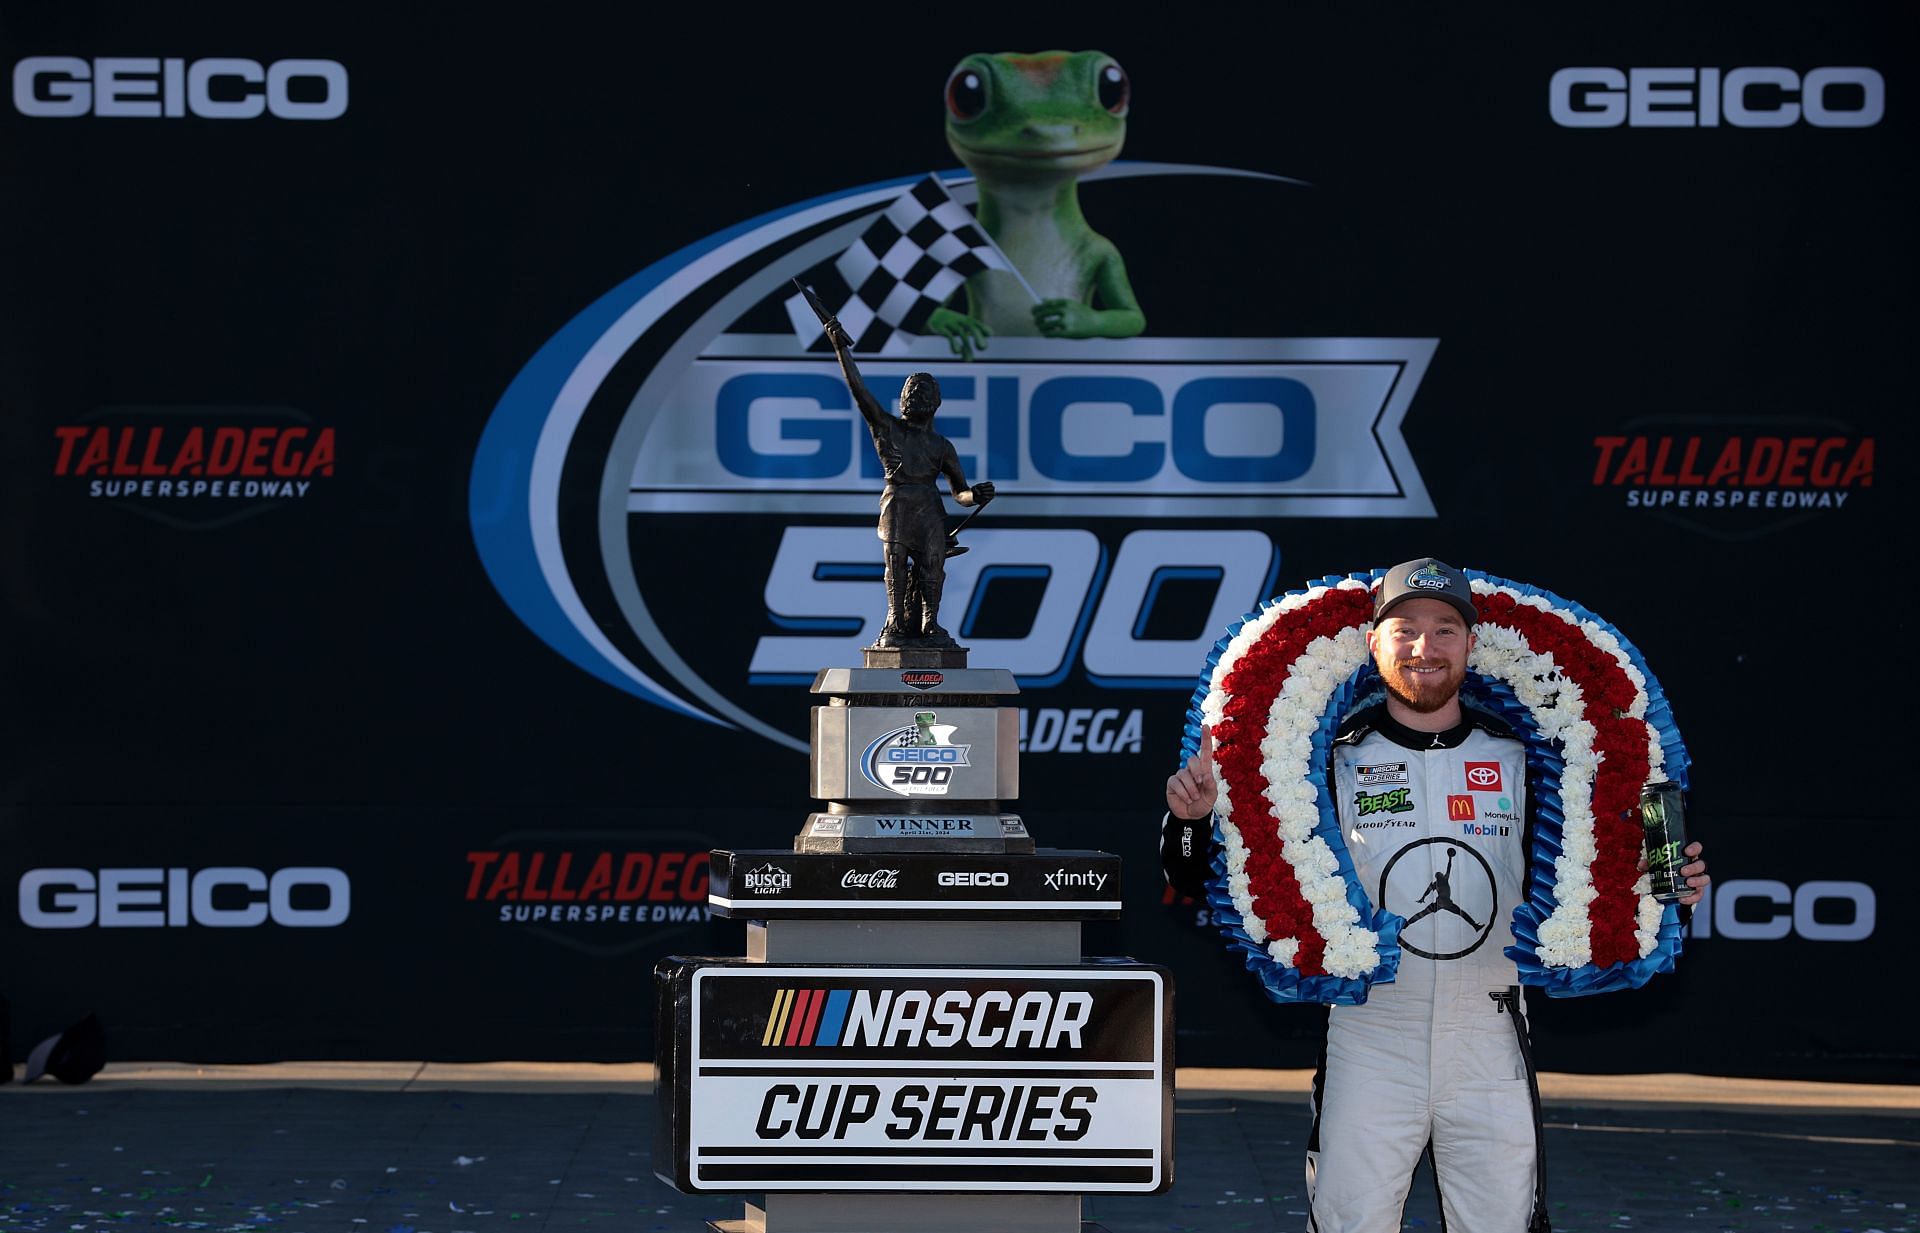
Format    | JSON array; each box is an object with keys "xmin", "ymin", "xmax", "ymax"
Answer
[{"xmin": 1638, "ymin": 780, "xmax": 1689, "ymax": 903}]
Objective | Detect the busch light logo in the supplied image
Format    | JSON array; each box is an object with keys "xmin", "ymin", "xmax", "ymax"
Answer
[
  {"xmin": 742, "ymin": 863, "xmax": 793, "ymax": 894},
  {"xmin": 861, "ymin": 712, "xmax": 971, "ymax": 796},
  {"xmin": 468, "ymin": 51, "xmax": 1437, "ymax": 750}
]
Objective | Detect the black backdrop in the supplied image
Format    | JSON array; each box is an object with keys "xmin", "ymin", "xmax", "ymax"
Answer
[{"xmin": 2, "ymin": 6, "xmax": 1912, "ymax": 1082}]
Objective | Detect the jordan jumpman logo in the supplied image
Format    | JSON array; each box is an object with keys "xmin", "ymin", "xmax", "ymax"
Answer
[{"xmin": 1405, "ymin": 846, "xmax": 1482, "ymax": 932}]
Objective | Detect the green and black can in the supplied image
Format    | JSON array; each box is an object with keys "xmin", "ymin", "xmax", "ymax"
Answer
[{"xmin": 1638, "ymin": 781, "xmax": 1690, "ymax": 903}]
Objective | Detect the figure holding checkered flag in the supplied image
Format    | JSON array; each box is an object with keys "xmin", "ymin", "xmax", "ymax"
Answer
[
  {"xmin": 784, "ymin": 174, "xmax": 1038, "ymax": 360},
  {"xmin": 800, "ymin": 288, "xmax": 995, "ymax": 649}
]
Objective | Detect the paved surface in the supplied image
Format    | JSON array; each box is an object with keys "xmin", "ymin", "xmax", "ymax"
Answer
[{"xmin": 3, "ymin": 1065, "xmax": 1916, "ymax": 1233}]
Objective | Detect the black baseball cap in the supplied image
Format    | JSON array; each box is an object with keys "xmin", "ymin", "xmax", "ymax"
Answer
[{"xmin": 1373, "ymin": 558, "xmax": 1477, "ymax": 626}]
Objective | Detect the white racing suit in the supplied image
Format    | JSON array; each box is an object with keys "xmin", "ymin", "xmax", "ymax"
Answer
[{"xmin": 1163, "ymin": 704, "xmax": 1549, "ymax": 1232}]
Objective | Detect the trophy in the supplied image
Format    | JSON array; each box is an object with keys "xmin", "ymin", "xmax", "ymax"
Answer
[
  {"xmin": 655, "ymin": 285, "xmax": 1170, "ymax": 1233},
  {"xmin": 791, "ymin": 280, "xmax": 1028, "ymax": 854}
]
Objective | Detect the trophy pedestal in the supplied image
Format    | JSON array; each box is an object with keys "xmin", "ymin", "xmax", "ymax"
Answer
[
  {"xmin": 861, "ymin": 646, "xmax": 970, "ymax": 670},
  {"xmin": 655, "ymin": 653, "xmax": 1171, "ymax": 1229}
]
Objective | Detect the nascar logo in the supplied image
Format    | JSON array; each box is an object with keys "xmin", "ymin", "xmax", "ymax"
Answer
[{"xmin": 763, "ymin": 987, "xmax": 1093, "ymax": 1049}]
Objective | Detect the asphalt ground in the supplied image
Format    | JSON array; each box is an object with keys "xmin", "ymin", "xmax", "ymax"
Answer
[{"xmin": 3, "ymin": 1065, "xmax": 1915, "ymax": 1233}]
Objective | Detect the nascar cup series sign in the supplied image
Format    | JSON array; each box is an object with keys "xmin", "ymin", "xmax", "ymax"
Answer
[
  {"xmin": 470, "ymin": 53, "xmax": 1434, "ymax": 750},
  {"xmin": 655, "ymin": 961, "xmax": 1171, "ymax": 1192}
]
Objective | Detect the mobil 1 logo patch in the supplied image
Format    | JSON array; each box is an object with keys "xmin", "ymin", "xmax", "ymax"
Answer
[{"xmin": 685, "ymin": 965, "xmax": 1169, "ymax": 1192}]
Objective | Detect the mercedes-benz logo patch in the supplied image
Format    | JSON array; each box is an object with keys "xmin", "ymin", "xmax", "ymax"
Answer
[{"xmin": 1378, "ymin": 837, "xmax": 1497, "ymax": 961}]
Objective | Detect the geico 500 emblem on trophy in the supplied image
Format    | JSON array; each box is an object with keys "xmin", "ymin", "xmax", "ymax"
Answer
[{"xmin": 656, "ymin": 278, "xmax": 1172, "ymax": 1233}]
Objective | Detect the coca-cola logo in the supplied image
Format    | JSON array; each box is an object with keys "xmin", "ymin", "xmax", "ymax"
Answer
[{"xmin": 841, "ymin": 869, "xmax": 902, "ymax": 890}]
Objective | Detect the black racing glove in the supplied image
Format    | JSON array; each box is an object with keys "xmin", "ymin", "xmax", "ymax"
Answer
[{"xmin": 1159, "ymin": 811, "xmax": 1216, "ymax": 901}]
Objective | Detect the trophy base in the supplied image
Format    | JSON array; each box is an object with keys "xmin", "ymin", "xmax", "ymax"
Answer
[
  {"xmin": 796, "ymin": 811, "xmax": 1033, "ymax": 854},
  {"xmin": 862, "ymin": 646, "xmax": 970, "ymax": 669}
]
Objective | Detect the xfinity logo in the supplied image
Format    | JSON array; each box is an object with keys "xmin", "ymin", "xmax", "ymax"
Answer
[
  {"xmin": 1043, "ymin": 868, "xmax": 1110, "ymax": 892},
  {"xmin": 1550, "ymin": 67, "xmax": 1883, "ymax": 128},
  {"xmin": 14, "ymin": 57, "xmax": 348, "ymax": 120},
  {"xmin": 19, "ymin": 867, "xmax": 350, "ymax": 928},
  {"xmin": 938, "ymin": 871, "xmax": 1010, "ymax": 887}
]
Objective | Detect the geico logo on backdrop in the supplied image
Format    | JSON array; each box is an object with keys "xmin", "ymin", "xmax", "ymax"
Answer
[
  {"xmin": 18, "ymin": 867, "xmax": 350, "ymax": 928},
  {"xmin": 13, "ymin": 57, "xmax": 347, "ymax": 119},
  {"xmin": 1686, "ymin": 879, "xmax": 1875, "ymax": 941},
  {"xmin": 1550, "ymin": 67, "xmax": 1883, "ymax": 128}
]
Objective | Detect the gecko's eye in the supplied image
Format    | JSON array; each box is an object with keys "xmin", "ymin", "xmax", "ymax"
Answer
[
  {"xmin": 1097, "ymin": 61, "xmax": 1130, "ymax": 115},
  {"xmin": 946, "ymin": 66, "xmax": 988, "ymax": 122}
]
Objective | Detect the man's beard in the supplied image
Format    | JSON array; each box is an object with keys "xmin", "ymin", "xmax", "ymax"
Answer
[{"xmin": 1380, "ymin": 658, "xmax": 1466, "ymax": 714}]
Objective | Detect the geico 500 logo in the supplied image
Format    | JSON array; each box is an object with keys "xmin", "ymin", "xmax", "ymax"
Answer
[
  {"xmin": 1551, "ymin": 67, "xmax": 1882, "ymax": 128},
  {"xmin": 13, "ymin": 57, "xmax": 347, "ymax": 119},
  {"xmin": 1687, "ymin": 878, "xmax": 1874, "ymax": 941},
  {"xmin": 19, "ymin": 867, "xmax": 350, "ymax": 928},
  {"xmin": 469, "ymin": 151, "xmax": 1432, "ymax": 752}
]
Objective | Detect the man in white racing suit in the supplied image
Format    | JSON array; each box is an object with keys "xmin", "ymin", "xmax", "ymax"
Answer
[{"xmin": 1162, "ymin": 558, "xmax": 1709, "ymax": 1233}]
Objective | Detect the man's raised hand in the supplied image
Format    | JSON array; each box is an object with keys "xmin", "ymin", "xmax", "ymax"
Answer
[{"xmin": 1165, "ymin": 727, "xmax": 1219, "ymax": 821}]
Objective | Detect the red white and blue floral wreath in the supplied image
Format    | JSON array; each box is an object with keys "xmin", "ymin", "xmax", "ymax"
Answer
[{"xmin": 1182, "ymin": 569, "xmax": 1691, "ymax": 1004}]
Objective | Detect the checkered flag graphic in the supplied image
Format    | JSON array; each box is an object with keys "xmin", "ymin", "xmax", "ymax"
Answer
[{"xmin": 785, "ymin": 174, "xmax": 1029, "ymax": 354}]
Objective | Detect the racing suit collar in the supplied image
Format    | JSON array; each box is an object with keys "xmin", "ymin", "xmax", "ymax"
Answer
[{"xmin": 1363, "ymin": 704, "xmax": 1478, "ymax": 751}]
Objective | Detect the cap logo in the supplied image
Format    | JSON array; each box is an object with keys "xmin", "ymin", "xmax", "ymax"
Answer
[{"xmin": 1405, "ymin": 562, "xmax": 1451, "ymax": 591}]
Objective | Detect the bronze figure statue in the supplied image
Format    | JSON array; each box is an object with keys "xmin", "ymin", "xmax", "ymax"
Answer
[{"xmin": 815, "ymin": 309, "xmax": 995, "ymax": 649}]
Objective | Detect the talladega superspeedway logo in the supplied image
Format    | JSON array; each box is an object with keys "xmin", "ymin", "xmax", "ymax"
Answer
[{"xmin": 470, "ymin": 86, "xmax": 1435, "ymax": 752}]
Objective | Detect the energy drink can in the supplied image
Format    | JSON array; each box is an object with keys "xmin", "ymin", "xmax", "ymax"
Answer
[{"xmin": 1638, "ymin": 781, "xmax": 1690, "ymax": 903}]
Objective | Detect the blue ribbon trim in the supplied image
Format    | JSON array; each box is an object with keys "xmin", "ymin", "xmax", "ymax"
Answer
[{"xmin": 1185, "ymin": 571, "xmax": 1691, "ymax": 1005}]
